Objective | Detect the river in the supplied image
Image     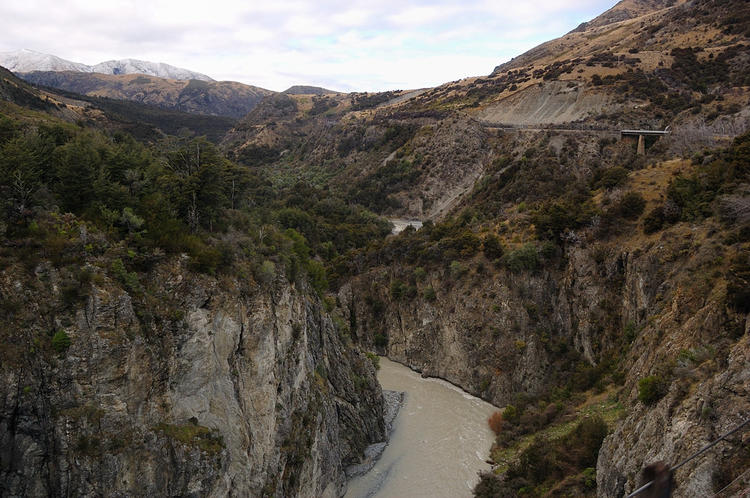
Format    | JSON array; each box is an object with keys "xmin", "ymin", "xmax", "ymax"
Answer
[
  {"xmin": 345, "ymin": 358, "xmax": 498, "ymax": 498},
  {"xmin": 388, "ymin": 219, "xmax": 423, "ymax": 234}
]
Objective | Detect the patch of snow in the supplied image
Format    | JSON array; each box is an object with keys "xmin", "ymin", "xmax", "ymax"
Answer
[{"xmin": 0, "ymin": 49, "xmax": 213, "ymax": 81}]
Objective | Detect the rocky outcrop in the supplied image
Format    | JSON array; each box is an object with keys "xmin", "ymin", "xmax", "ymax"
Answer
[
  {"xmin": 598, "ymin": 335, "xmax": 749, "ymax": 496},
  {"xmin": 475, "ymin": 81, "xmax": 613, "ymax": 127},
  {"xmin": 0, "ymin": 260, "xmax": 385, "ymax": 497}
]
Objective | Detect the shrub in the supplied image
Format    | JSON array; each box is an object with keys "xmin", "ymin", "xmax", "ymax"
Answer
[
  {"xmin": 594, "ymin": 166, "xmax": 629, "ymax": 190},
  {"xmin": 533, "ymin": 197, "xmax": 596, "ymax": 242},
  {"xmin": 505, "ymin": 415, "xmax": 608, "ymax": 491},
  {"xmin": 643, "ymin": 206, "xmax": 665, "ymax": 233},
  {"xmin": 482, "ymin": 233, "xmax": 504, "ymax": 259},
  {"xmin": 503, "ymin": 404, "xmax": 520, "ymax": 425},
  {"xmin": 189, "ymin": 245, "xmax": 222, "ymax": 274},
  {"xmin": 727, "ymin": 256, "xmax": 750, "ymax": 313},
  {"xmin": 503, "ymin": 244, "xmax": 539, "ymax": 273},
  {"xmin": 390, "ymin": 279, "xmax": 407, "ymax": 300},
  {"xmin": 449, "ymin": 260, "xmax": 467, "ymax": 278},
  {"xmin": 155, "ymin": 422, "xmax": 224, "ymax": 453},
  {"xmin": 582, "ymin": 467, "xmax": 597, "ymax": 489},
  {"xmin": 617, "ymin": 192, "xmax": 646, "ymax": 220},
  {"xmin": 566, "ymin": 416, "xmax": 609, "ymax": 467},
  {"xmin": 365, "ymin": 351, "xmax": 380, "ymax": 370},
  {"xmin": 423, "ymin": 286, "xmax": 437, "ymax": 301},
  {"xmin": 110, "ymin": 258, "xmax": 141, "ymax": 293},
  {"xmin": 488, "ymin": 411, "xmax": 504, "ymax": 435},
  {"xmin": 256, "ymin": 260, "xmax": 276, "ymax": 284},
  {"xmin": 305, "ymin": 259, "xmax": 328, "ymax": 294},
  {"xmin": 624, "ymin": 320, "xmax": 637, "ymax": 343},
  {"xmin": 374, "ymin": 333, "xmax": 388, "ymax": 348},
  {"xmin": 51, "ymin": 330, "xmax": 71, "ymax": 352},
  {"xmin": 638, "ymin": 375, "xmax": 665, "ymax": 404}
]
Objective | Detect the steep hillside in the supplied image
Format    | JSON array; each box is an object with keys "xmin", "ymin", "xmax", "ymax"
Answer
[
  {"xmin": 221, "ymin": 91, "xmax": 492, "ymax": 221},
  {"xmin": 222, "ymin": 0, "xmax": 749, "ymax": 224},
  {"xmin": 0, "ymin": 65, "xmax": 59, "ymax": 112},
  {"xmin": 19, "ymin": 71, "xmax": 272, "ymax": 119},
  {"xmin": 0, "ymin": 66, "xmax": 237, "ymax": 142}
]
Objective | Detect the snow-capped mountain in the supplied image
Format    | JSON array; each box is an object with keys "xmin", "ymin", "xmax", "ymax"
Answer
[
  {"xmin": 0, "ymin": 49, "xmax": 213, "ymax": 81},
  {"xmin": 89, "ymin": 59, "xmax": 213, "ymax": 81},
  {"xmin": 0, "ymin": 49, "xmax": 90, "ymax": 73}
]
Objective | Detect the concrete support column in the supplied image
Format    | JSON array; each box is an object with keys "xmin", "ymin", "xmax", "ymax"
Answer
[{"xmin": 637, "ymin": 134, "xmax": 645, "ymax": 155}]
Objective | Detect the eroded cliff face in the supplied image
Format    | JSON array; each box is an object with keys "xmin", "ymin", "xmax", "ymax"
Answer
[
  {"xmin": 338, "ymin": 219, "xmax": 748, "ymax": 496},
  {"xmin": 0, "ymin": 259, "xmax": 385, "ymax": 497}
]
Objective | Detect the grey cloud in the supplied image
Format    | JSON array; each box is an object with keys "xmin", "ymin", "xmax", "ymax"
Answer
[{"xmin": 0, "ymin": 0, "xmax": 616, "ymax": 91}]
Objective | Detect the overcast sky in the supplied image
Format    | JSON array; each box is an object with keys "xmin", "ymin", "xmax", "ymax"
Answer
[{"xmin": 1, "ymin": 0, "xmax": 616, "ymax": 92}]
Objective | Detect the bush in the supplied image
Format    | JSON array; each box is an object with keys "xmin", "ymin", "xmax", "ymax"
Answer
[
  {"xmin": 503, "ymin": 404, "xmax": 520, "ymax": 425},
  {"xmin": 365, "ymin": 351, "xmax": 380, "ymax": 370},
  {"xmin": 594, "ymin": 166, "xmax": 629, "ymax": 189},
  {"xmin": 617, "ymin": 192, "xmax": 646, "ymax": 220},
  {"xmin": 727, "ymin": 256, "xmax": 750, "ymax": 313},
  {"xmin": 643, "ymin": 206, "xmax": 665, "ymax": 233},
  {"xmin": 505, "ymin": 415, "xmax": 608, "ymax": 492},
  {"xmin": 256, "ymin": 260, "xmax": 276, "ymax": 284},
  {"xmin": 390, "ymin": 279, "xmax": 407, "ymax": 300},
  {"xmin": 488, "ymin": 411, "xmax": 504, "ymax": 435},
  {"xmin": 51, "ymin": 330, "xmax": 71, "ymax": 352},
  {"xmin": 638, "ymin": 375, "xmax": 665, "ymax": 404},
  {"xmin": 566, "ymin": 416, "xmax": 609, "ymax": 468},
  {"xmin": 110, "ymin": 258, "xmax": 141, "ymax": 293},
  {"xmin": 624, "ymin": 320, "xmax": 637, "ymax": 343},
  {"xmin": 482, "ymin": 233, "xmax": 504, "ymax": 259},
  {"xmin": 449, "ymin": 260, "xmax": 467, "ymax": 278},
  {"xmin": 305, "ymin": 259, "xmax": 328, "ymax": 294},
  {"xmin": 374, "ymin": 333, "xmax": 388, "ymax": 348},
  {"xmin": 423, "ymin": 286, "xmax": 437, "ymax": 301},
  {"xmin": 503, "ymin": 244, "xmax": 539, "ymax": 273}
]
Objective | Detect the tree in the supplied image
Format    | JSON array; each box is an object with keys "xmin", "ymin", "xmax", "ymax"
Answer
[{"xmin": 52, "ymin": 136, "xmax": 100, "ymax": 213}]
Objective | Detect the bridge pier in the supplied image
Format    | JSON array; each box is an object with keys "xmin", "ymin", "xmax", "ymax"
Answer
[{"xmin": 621, "ymin": 128, "xmax": 670, "ymax": 155}]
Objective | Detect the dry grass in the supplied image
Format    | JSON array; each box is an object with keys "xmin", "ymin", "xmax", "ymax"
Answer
[{"xmin": 628, "ymin": 159, "xmax": 691, "ymax": 206}]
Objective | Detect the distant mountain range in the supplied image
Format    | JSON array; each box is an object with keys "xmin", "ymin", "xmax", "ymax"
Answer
[
  {"xmin": 0, "ymin": 49, "xmax": 213, "ymax": 81},
  {"xmin": 18, "ymin": 70, "xmax": 273, "ymax": 119},
  {"xmin": 283, "ymin": 85, "xmax": 339, "ymax": 95}
]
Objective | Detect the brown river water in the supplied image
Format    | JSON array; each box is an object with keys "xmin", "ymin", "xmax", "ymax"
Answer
[{"xmin": 345, "ymin": 358, "xmax": 498, "ymax": 498}]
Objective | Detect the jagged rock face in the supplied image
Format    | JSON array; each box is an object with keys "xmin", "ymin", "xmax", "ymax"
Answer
[
  {"xmin": 0, "ymin": 262, "xmax": 384, "ymax": 497},
  {"xmin": 339, "ymin": 220, "xmax": 748, "ymax": 496},
  {"xmin": 597, "ymin": 336, "xmax": 749, "ymax": 497}
]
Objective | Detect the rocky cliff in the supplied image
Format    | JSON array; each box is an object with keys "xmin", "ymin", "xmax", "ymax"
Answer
[
  {"xmin": 0, "ymin": 257, "xmax": 385, "ymax": 497},
  {"xmin": 336, "ymin": 146, "xmax": 749, "ymax": 495}
]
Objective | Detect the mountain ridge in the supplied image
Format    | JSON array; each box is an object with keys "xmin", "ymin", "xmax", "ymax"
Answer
[
  {"xmin": 0, "ymin": 49, "xmax": 213, "ymax": 81},
  {"xmin": 18, "ymin": 70, "xmax": 273, "ymax": 119}
]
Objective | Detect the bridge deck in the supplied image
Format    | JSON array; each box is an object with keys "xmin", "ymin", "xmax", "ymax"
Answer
[{"xmin": 621, "ymin": 129, "xmax": 670, "ymax": 136}]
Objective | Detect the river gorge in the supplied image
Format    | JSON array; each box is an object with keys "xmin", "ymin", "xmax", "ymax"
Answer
[{"xmin": 345, "ymin": 358, "xmax": 498, "ymax": 498}]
